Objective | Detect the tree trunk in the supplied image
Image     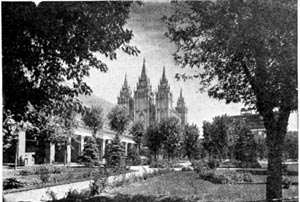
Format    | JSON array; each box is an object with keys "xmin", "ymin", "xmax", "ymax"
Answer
[
  {"xmin": 264, "ymin": 109, "xmax": 290, "ymax": 202},
  {"xmin": 15, "ymin": 138, "xmax": 19, "ymax": 170},
  {"xmin": 266, "ymin": 129, "xmax": 284, "ymax": 202}
]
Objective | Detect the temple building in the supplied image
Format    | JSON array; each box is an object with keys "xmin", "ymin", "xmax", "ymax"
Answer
[{"xmin": 117, "ymin": 59, "xmax": 188, "ymax": 127}]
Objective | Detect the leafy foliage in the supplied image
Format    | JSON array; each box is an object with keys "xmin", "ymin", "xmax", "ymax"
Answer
[
  {"xmin": 203, "ymin": 114, "xmax": 258, "ymax": 163},
  {"xmin": 129, "ymin": 121, "xmax": 145, "ymax": 152},
  {"xmin": 144, "ymin": 123, "xmax": 162, "ymax": 161},
  {"xmin": 283, "ymin": 131, "xmax": 298, "ymax": 160},
  {"xmin": 202, "ymin": 115, "xmax": 230, "ymax": 160},
  {"xmin": 159, "ymin": 117, "xmax": 181, "ymax": 160},
  {"xmin": 90, "ymin": 167, "xmax": 109, "ymax": 196},
  {"xmin": 82, "ymin": 105, "xmax": 104, "ymax": 136},
  {"xmin": 182, "ymin": 124, "xmax": 201, "ymax": 160},
  {"xmin": 78, "ymin": 136, "xmax": 100, "ymax": 167},
  {"xmin": 2, "ymin": 2, "xmax": 138, "ymax": 165},
  {"xmin": 104, "ymin": 134, "xmax": 125, "ymax": 169},
  {"xmin": 3, "ymin": 2, "xmax": 139, "ymax": 117},
  {"xmin": 3, "ymin": 178, "xmax": 24, "ymax": 190},
  {"xmin": 164, "ymin": 1, "xmax": 297, "ymax": 199},
  {"xmin": 107, "ymin": 105, "xmax": 131, "ymax": 135},
  {"xmin": 198, "ymin": 170, "xmax": 253, "ymax": 184},
  {"xmin": 127, "ymin": 147, "xmax": 141, "ymax": 166},
  {"xmin": 235, "ymin": 127, "xmax": 257, "ymax": 162},
  {"xmin": 39, "ymin": 166, "xmax": 52, "ymax": 183}
]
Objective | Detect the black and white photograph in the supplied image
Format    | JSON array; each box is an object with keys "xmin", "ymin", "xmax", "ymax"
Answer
[{"xmin": 2, "ymin": 1, "xmax": 298, "ymax": 202}]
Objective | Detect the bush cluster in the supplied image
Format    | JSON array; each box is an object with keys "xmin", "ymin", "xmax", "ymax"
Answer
[
  {"xmin": 51, "ymin": 193, "xmax": 200, "ymax": 202},
  {"xmin": 140, "ymin": 156, "xmax": 150, "ymax": 165},
  {"xmin": 3, "ymin": 178, "xmax": 24, "ymax": 190},
  {"xmin": 19, "ymin": 166, "xmax": 65, "ymax": 176},
  {"xmin": 127, "ymin": 148, "xmax": 141, "ymax": 166},
  {"xmin": 149, "ymin": 160, "xmax": 168, "ymax": 168},
  {"xmin": 191, "ymin": 160, "xmax": 209, "ymax": 174},
  {"xmin": 207, "ymin": 159, "xmax": 220, "ymax": 169},
  {"xmin": 198, "ymin": 170, "xmax": 253, "ymax": 184},
  {"xmin": 282, "ymin": 177, "xmax": 292, "ymax": 189}
]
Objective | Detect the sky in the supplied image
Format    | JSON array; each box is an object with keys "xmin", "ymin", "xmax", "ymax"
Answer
[{"xmin": 83, "ymin": 2, "xmax": 298, "ymax": 134}]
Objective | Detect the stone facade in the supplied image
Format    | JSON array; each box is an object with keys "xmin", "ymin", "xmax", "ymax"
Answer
[{"xmin": 117, "ymin": 59, "xmax": 188, "ymax": 127}]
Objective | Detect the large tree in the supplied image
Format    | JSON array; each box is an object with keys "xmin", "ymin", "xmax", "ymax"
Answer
[
  {"xmin": 144, "ymin": 123, "xmax": 162, "ymax": 161},
  {"xmin": 106, "ymin": 105, "xmax": 130, "ymax": 169},
  {"xmin": 3, "ymin": 2, "xmax": 139, "ymax": 163},
  {"xmin": 129, "ymin": 121, "xmax": 145, "ymax": 153},
  {"xmin": 159, "ymin": 117, "xmax": 181, "ymax": 160},
  {"xmin": 182, "ymin": 124, "xmax": 201, "ymax": 160},
  {"xmin": 82, "ymin": 105, "xmax": 104, "ymax": 137},
  {"xmin": 107, "ymin": 105, "xmax": 131, "ymax": 135},
  {"xmin": 3, "ymin": 1, "xmax": 138, "ymax": 123},
  {"xmin": 164, "ymin": 1, "xmax": 297, "ymax": 201},
  {"xmin": 202, "ymin": 121, "xmax": 214, "ymax": 160},
  {"xmin": 211, "ymin": 115, "xmax": 230, "ymax": 160}
]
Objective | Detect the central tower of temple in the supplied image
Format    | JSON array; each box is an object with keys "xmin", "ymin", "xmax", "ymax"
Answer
[{"xmin": 133, "ymin": 59, "xmax": 155, "ymax": 126}]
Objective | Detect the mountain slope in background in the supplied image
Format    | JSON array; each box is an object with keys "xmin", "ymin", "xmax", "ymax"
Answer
[
  {"xmin": 78, "ymin": 94, "xmax": 115, "ymax": 116},
  {"xmin": 77, "ymin": 94, "xmax": 116, "ymax": 128}
]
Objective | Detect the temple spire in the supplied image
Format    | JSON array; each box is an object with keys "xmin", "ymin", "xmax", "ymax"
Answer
[
  {"xmin": 161, "ymin": 66, "xmax": 167, "ymax": 83},
  {"xmin": 124, "ymin": 73, "xmax": 128, "ymax": 87},
  {"xmin": 141, "ymin": 58, "xmax": 147, "ymax": 80},
  {"xmin": 180, "ymin": 88, "xmax": 183, "ymax": 98}
]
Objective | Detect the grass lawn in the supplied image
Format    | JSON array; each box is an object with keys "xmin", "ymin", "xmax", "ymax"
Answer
[{"xmin": 110, "ymin": 171, "xmax": 298, "ymax": 202}]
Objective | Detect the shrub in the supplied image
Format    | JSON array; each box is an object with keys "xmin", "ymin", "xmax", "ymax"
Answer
[
  {"xmin": 63, "ymin": 189, "xmax": 90, "ymax": 201},
  {"xmin": 207, "ymin": 159, "xmax": 220, "ymax": 169},
  {"xmin": 3, "ymin": 178, "xmax": 24, "ymax": 190},
  {"xmin": 90, "ymin": 167, "xmax": 109, "ymax": 196},
  {"xmin": 46, "ymin": 190, "xmax": 58, "ymax": 201},
  {"xmin": 104, "ymin": 135, "xmax": 125, "ymax": 169},
  {"xmin": 127, "ymin": 147, "xmax": 141, "ymax": 166},
  {"xmin": 38, "ymin": 166, "xmax": 51, "ymax": 183},
  {"xmin": 198, "ymin": 170, "xmax": 253, "ymax": 184},
  {"xmin": 282, "ymin": 177, "xmax": 292, "ymax": 189},
  {"xmin": 282, "ymin": 164, "xmax": 288, "ymax": 173},
  {"xmin": 191, "ymin": 160, "xmax": 209, "ymax": 174},
  {"xmin": 78, "ymin": 136, "xmax": 100, "ymax": 167},
  {"xmin": 141, "ymin": 156, "xmax": 150, "ymax": 165}
]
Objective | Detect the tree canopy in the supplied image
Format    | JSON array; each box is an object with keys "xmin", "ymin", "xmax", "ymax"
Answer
[
  {"xmin": 144, "ymin": 123, "xmax": 161, "ymax": 161},
  {"xmin": 3, "ymin": 2, "xmax": 139, "ymax": 118},
  {"xmin": 129, "ymin": 121, "xmax": 145, "ymax": 152},
  {"xmin": 164, "ymin": 0, "xmax": 297, "ymax": 112},
  {"xmin": 159, "ymin": 117, "xmax": 181, "ymax": 160},
  {"xmin": 82, "ymin": 105, "xmax": 104, "ymax": 136},
  {"xmin": 182, "ymin": 124, "xmax": 201, "ymax": 160},
  {"xmin": 164, "ymin": 1, "xmax": 297, "ymax": 200},
  {"xmin": 107, "ymin": 105, "xmax": 131, "ymax": 134}
]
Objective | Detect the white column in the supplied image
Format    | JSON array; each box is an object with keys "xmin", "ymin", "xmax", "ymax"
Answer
[
  {"xmin": 125, "ymin": 142, "xmax": 128, "ymax": 156},
  {"xmin": 101, "ymin": 138, "xmax": 106, "ymax": 159},
  {"xmin": 66, "ymin": 138, "xmax": 71, "ymax": 164},
  {"xmin": 17, "ymin": 130, "xmax": 26, "ymax": 161},
  {"xmin": 49, "ymin": 143, "xmax": 55, "ymax": 164},
  {"xmin": 80, "ymin": 135, "xmax": 84, "ymax": 154}
]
